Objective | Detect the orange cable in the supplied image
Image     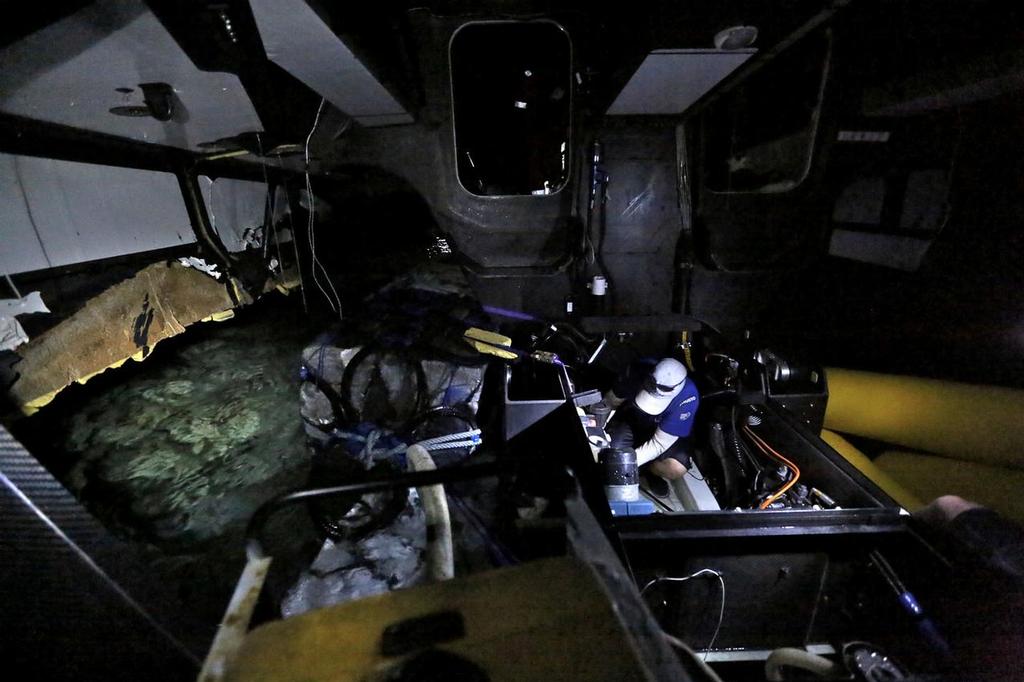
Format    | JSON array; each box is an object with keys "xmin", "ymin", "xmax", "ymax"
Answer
[
  {"xmin": 742, "ymin": 424, "xmax": 801, "ymax": 509},
  {"xmin": 747, "ymin": 428, "xmax": 799, "ymax": 508}
]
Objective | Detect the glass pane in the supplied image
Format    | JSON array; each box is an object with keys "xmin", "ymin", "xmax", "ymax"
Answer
[
  {"xmin": 703, "ymin": 34, "xmax": 830, "ymax": 193},
  {"xmin": 200, "ymin": 176, "xmax": 269, "ymax": 252},
  {"xmin": 450, "ymin": 21, "xmax": 572, "ymax": 196}
]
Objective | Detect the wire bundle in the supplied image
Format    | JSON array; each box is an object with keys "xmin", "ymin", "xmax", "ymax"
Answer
[
  {"xmin": 641, "ymin": 568, "xmax": 726, "ymax": 661},
  {"xmin": 304, "ymin": 97, "xmax": 344, "ymax": 319},
  {"xmin": 742, "ymin": 424, "xmax": 801, "ymax": 509}
]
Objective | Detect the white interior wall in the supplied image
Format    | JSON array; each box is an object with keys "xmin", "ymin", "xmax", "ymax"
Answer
[
  {"xmin": 0, "ymin": 156, "xmax": 272, "ymax": 276},
  {"xmin": 0, "ymin": 153, "xmax": 196, "ymax": 275}
]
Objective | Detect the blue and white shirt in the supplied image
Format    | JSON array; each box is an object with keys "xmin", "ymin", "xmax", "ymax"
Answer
[{"xmin": 611, "ymin": 360, "xmax": 700, "ymax": 441}]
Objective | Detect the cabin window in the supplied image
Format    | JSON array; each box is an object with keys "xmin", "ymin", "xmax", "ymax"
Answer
[
  {"xmin": 702, "ymin": 33, "xmax": 831, "ymax": 194},
  {"xmin": 199, "ymin": 176, "xmax": 272, "ymax": 252},
  {"xmin": 450, "ymin": 21, "xmax": 572, "ymax": 197}
]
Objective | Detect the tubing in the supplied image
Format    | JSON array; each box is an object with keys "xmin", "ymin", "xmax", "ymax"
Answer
[
  {"xmin": 245, "ymin": 460, "xmax": 502, "ymax": 560},
  {"xmin": 406, "ymin": 444, "xmax": 454, "ymax": 581},
  {"xmin": 764, "ymin": 648, "xmax": 841, "ymax": 681},
  {"xmin": 824, "ymin": 367, "xmax": 1024, "ymax": 469}
]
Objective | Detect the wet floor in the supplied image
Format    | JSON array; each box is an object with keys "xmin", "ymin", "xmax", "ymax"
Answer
[
  {"xmin": 5, "ymin": 277, "xmax": 505, "ymax": 628},
  {"xmin": 7, "ymin": 294, "xmax": 326, "ymax": 622}
]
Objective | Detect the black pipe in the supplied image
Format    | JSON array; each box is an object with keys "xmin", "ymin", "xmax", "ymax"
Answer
[
  {"xmin": 174, "ymin": 165, "xmax": 239, "ymax": 288},
  {"xmin": 246, "ymin": 460, "xmax": 506, "ymax": 560},
  {"xmin": 0, "ymin": 112, "xmax": 292, "ymax": 183}
]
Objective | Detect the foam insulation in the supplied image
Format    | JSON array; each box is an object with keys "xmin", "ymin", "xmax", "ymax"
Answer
[
  {"xmin": 0, "ymin": 0, "xmax": 262, "ymax": 149},
  {"xmin": 249, "ymin": 0, "xmax": 413, "ymax": 126},
  {"xmin": 0, "ymin": 153, "xmax": 195, "ymax": 275},
  {"xmin": 8, "ymin": 261, "xmax": 251, "ymax": 414}
]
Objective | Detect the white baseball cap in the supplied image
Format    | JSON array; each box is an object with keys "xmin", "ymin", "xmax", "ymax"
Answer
[{"xmin": 634, "ymin": 358, "xmax": 687, "ymax": 415}]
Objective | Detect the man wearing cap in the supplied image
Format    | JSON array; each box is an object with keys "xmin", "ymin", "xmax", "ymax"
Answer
[{"xmin": 603, "ymin": 358, "xmax": 699, "ymax": 497}]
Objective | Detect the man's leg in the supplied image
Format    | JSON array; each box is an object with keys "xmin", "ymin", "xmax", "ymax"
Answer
[
  {"xmin": 649, "ymin": 439, "xmax": 692, "ymax": 481},
  {"xmin": 649, "ymin": 457, "xmax": 686, "ymax": 481}
]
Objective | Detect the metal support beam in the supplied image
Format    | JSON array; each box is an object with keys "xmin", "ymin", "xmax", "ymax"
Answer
[{"xmin": 0, "ymin": 112, "xmax": 298, "ymax": 183}]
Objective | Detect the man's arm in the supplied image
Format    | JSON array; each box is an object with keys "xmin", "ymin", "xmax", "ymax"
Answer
[{"xmin": 635, "ymin": 428, "xmax": 680, "ymax": 466}]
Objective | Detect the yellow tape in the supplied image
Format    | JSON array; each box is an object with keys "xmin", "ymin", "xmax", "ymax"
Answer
[{"xmin": 463, "ymin": 327, "xmax": 517, "ymax": 360}]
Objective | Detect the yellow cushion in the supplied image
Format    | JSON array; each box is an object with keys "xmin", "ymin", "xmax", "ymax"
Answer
[
  {"xmin": 225, "ymin": 557, "xmax": 647, "ymax": 681},
  {"xmin": 819, "ymin": 429, "xmax": 924, "ymax": 510},
  {"xmin": 875, "ymin": 451, "xmax": 1024, "ymax": 526},
  {"xmin": 824, "ymin": 368, "xmax": 1024, "ymax": 471}
]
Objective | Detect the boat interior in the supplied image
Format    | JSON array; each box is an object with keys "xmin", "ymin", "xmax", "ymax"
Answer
[{"xmin": 2, "ymin": 1, "xmax": 1024, "ymax": 680}]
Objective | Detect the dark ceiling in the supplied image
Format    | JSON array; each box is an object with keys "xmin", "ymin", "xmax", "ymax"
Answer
[{"xmin": 3, "ymin": 1, "xmax": 1022, "ymax": 152}]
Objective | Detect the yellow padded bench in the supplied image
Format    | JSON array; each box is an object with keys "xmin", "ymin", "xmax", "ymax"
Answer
[{"xmin": 822, "ymin": 368, "xmax": 1024, "ymax": 523}]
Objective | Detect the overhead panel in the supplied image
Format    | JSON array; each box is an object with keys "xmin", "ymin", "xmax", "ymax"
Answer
[
  {"xmin": 249, "ymin": 0, "xmax": 413, "ymax": 127},
  {"xmin": 0, "ymin": 0, "xmax": 262, "ymax": 150},
  {"xmin": 607, "ymin": 49, "xmax": 756, "ymax": 115}
]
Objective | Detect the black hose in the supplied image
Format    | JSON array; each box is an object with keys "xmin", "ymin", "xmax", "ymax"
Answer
[
  {"xmin": 246, "ymin": 460, "xmax": 505, "ymax": 561},
  {"xmin": 339, "ymin": 344, "xmax": 429, "ymax": 429},
  {"xmin": 301, "ymin": 373, "xmax": 355, "ymax": 425},
  {"xmin": 730, "ymin": 405, "xmax": 761, "ymax": 473},
  {"xmin": 306, "ymin": 458, "xmax": 409, "ymax": 541},
  {"xmin": 707, "ymin": 423, "xmax": 740, "ymax": 506}
]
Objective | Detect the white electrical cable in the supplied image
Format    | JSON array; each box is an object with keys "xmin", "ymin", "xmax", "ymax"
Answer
[
  {"xmin": 4, "ymin": 273, "xmax": 21, "ymax": 299},
  {"xmin": 205, "ymin": 175, "xmax": 218, "ymax": 237},
  {"xmin": 641, "ymin": 568, "xmax": 726, "ymax": 661},
  {"xmin": 304, "ymin": 97, "xmax": 343, "ymax": 318},
  {"xmin": 764, "ymin": 648, "xmax": 842, "ymax": 681},
  {"xmin": 257, "ymin": 132, "xmax": 309, "ymax": 310},
  {"xmin": 662, "ymin": 632, "xmax": 725, "ymax": 682},
  {"xmin": 255, "ymin": 132, "xmax": 283, "ymax": 272}
]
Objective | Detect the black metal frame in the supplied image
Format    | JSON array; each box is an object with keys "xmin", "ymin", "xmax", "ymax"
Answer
[{"xmin": 244, "ymin": 459, "xmax": 504, "ymax": 561}]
